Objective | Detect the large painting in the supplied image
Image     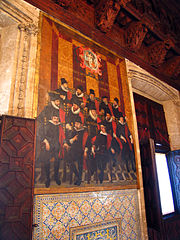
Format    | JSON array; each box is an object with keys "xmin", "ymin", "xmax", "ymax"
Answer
[{"xmin": 34, "ymin": 14, "xmax": 137, "ymax": 191}]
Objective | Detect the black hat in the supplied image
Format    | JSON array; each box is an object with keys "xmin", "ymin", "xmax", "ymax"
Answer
[
  {"xmin": 51, "ymin": 109, "xmax": 59, "ymax": 118},
  {"xmin": 72, "ymin": 97, "xmax": 81, "ymax": 107},
  {"xmin": 90, "ymin": 89, "xmax": 95, "ymax": 95},
  {"xmin": 89, "ymin": 103, "xmax": 96, "ymax": 111},
  {"xmin": 114, "ymin": 97, "xmax": 119, "ymax": 104},
  {"xmin": 100, "ymin": 120, "xmax": 107, "ymax": 127},
  {"xmin": 48, "ymin": 92, "xmax": 60, "ymax": 101},
  {"xmin": 106, "ymin": 109, "xmax": 112, "ymax": 115},
  {"xmin": 77, "ymin": 85, "xmax": 83, "ymax": 92},
  {"xmin": 61, "ymin": 78, "xmax": 67, "ymax": 85},
  {"xmin": 117, "ymin": 112, "xmax": 124, "ymax": 119},
  {"xmin": 75, "ymin": 115, "xmax": 82, "ymax": 124},
  {"xmin": 102, "ymin": 96, "xmax": 108, "ymax": 99}
]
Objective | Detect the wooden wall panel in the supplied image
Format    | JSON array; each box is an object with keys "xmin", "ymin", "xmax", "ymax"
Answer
[
  {"xmin": 140, "ymin": 140, "xmax": 164, "ymax": 239},
  {"xmin": 0, "ymin": 116, "xmax": 35, "ymax": 240},
  {"xmin": 134, "ymin": 93, "xmax": 170, "ymax": 148},
  {"xmin": 164, "ymin": 216, "xmax": 180, "ymax": 240}
]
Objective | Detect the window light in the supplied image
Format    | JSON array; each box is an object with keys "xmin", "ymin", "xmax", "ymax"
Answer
[{"xmin": 155, "ymin": 153, "xmax": 175, "ymax": 215}]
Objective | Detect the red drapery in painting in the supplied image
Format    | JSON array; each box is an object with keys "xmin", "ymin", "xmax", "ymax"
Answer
[
  {"xmin": 73, "ymin": 45, "xmax": 87, "ymax": 91},
  {"xmin": 51, "ymin": 30, "xmax": 59, "ymax": 90},
  {"xmin": 98, "ymin": 59, "xmax": 110, "ymax": 99}
]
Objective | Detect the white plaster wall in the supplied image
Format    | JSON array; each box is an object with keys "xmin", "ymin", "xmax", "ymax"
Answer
[
  {"xmin": 163, "ymin": 100, "xmax": 180, "ymax": 151},
  {"xmin": 0, "ymin": 24, "xmax": 18, "ymax": 115}
]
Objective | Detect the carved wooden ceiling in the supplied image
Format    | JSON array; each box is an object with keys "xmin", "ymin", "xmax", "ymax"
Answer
[{"xmin": 24, "ymin": 0, "xmax": 180, "ymax": 90}]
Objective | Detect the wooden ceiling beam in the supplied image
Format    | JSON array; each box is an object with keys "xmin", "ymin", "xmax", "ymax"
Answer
[
  {"xmin": 95, "ymin": 0, "xmax": 131, "ymax": 33},
  {"xmin": 23, "ymin": 0, "xmax": 180, "ymax": 90}
]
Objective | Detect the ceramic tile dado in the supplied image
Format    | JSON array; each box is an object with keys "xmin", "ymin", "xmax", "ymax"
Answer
[{"xmin": 33, "ymin": 189, "xmax": 140, "ymax": 240}]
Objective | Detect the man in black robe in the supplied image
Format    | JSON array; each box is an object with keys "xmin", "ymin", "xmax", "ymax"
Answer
[
  {"xmin": 86, "ymin": 89, "xmax": 99, "ymax": 114},
  {"xmin": 71, "ymin": 85, "xmax": 86, "ymax": 109},
  {"xmin": 91, "ymin": 122, "xmax": 115, "ymax": 184},
  {"xmin": 112, "ymin": 97, "xmax": 123, "ymax": 119},
  {"xmin": 104, "ymin": 110, "xmax": 114, "ymax": 136},
  {"xmin": 37, "ymin": 92, "xmax": 60, "ymax": 140},
  {"xmin": 55, "ymin": 77, "xmax": 72, "ymax": 104},
  {"xmin": 99, "ymin": 96, "xmax": 111, "ymax": 116},
  {"xmin": 116, "ymin": 116, "xmax": 136, "ymax": 172},
  {"xmin": 64, "ymin": 116, "xmax": 88, "ymax": 186},
  {"xmin": 103, "ymin": 110, "xmax": 120, "ymax": 167},
  {"xmin": 35, "ymin": 92, "xmax": 62, "ymax": 184},
  {"xmin": 86, "ymin": 106, "xmax": 101, "ymax": 138},
  {"xmin": 65, "ymin": 97, "xmax": 84, "ymax": 130},
  {"xmin": 85, "ymin": 106, "xmax": 101, "ymax": 182},
  {"xmin": 40, "ymin": 110, "xmax": 62, "ymax": 188}
]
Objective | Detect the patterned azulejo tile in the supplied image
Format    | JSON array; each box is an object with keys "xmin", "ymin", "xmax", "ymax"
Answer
[{"xmin": 33, "ymin": 189, "xmax": 141, "ymax": 240}]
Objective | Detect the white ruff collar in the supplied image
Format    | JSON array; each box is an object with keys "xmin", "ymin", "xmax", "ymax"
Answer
[
  {"xmin": 76, "ymin": 91, "xmax": 84, "ymax": 98},
  {"xmin": 113, "ymin": 104, "xmax": 119, "ymax": 109},
  {"xmin": 106, "ymin": 116, "xmax": 112, "ymax": 122},
  {"xmin": 49, "ymin": 120, "xmax": 61, "ymax": 125},
  {"xmin": 51, "ymin": 101, "xmax": 59, "ymax": 110},
  {"xmin": 100, "ymin": 131, "xmax": 107, "ymax": 136},
  {"xmin": 74, "ymin": 126, "xmax": 84, "ymax": 132},
  {"xmin": 119, "ymin": 120, "xmax": 125, "ymax": 125},
  {"xmin": 90, "ymin": 95, "xmax": 95, "ymax": 101},
  {"xmin": 61, "ymin": 84, "xmax": 68, "ymax": 92},
  {"xmin": 89, "ymin": 110, "xmax": 97, "ymax": 121},
  {"xmin": 71, "ymin": 106, "xmax": 80, "ymax": 114}
]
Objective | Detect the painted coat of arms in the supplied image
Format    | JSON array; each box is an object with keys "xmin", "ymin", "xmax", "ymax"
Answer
[{"xmin": 79, "ymin": 47, "xmax": 102, "ymax": 75}]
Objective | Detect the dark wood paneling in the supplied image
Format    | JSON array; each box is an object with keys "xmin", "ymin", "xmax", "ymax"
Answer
[
  {"xmin": 163, "ymin": 215, "xmax": 180, "ymax": 240},
  {"xmin": 140, "ymin": 139, "xmax": 164, "ymax": 239},
  {"xmin": 0, "ymin": 116, "xmax": 35, "ymax": 240},
  {"xmin": 134, "ymin": 93, "xmax": 170, "ymax": 148}
]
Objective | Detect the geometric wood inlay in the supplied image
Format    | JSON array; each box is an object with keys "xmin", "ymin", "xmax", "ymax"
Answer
[{"xmin": 0, "ymin": 115, "xmax": 35, "ymax": 240}]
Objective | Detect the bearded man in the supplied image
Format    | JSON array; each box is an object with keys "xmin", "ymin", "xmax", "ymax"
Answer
[
  {"xmin": 71, "ymin": 85, "xmax": 86, "ymax": 109},
  {"xmin": 64, "ymin": 116, "xmax": 88, "ymax": 186},
  {"xmin": 116, "ymin": 116, "xmax": 135, "ymax": 172},
  {"xmin": 55, "ymin": 77, "xmax": 72, "ymax": 104},
  {"xmin": 112, "ymin": 97, "xmax": 123, "ymax": 119},
  {"xmin": 39, "ymin": 111, "xmax": 62, "ymax": 188}
]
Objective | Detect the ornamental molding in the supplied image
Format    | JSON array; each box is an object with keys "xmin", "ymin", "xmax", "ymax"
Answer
[
  {"xmin": 18, "ymin": 23, "xmax": 39, "ymax": 35},
  {"xmin": 146, "ymin": 40, "xmax": 173, "ymax": 67},
  {"xmin": 95, "ymin": 0, "xmax": 121, "ymax": 32},
  {"xmin": 127, "ymin": 68, "xmax": 179, "ymax": 104},
  {"xmin": 17, "ymin": 26, "xmax": 30, "ymax": 116},
  {"xmin": 0, "ymin": 0, "xmax": 39, "ymax": 118},
  {"xmin": 0, "ymin": 0, "xmax": 39, "ymax": 26},
  {"xmin": 95, "ymin": 0, "xmax": 130, "ymax": 32},
  {"xmin": 124, "ymin": 21, "xmax": 148, "ymax": 52}
]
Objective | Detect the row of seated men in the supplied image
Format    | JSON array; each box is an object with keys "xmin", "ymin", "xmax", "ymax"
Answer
[{"xmin": 36, "ymin": 78, "xmax": 136, "ymax": 188}]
